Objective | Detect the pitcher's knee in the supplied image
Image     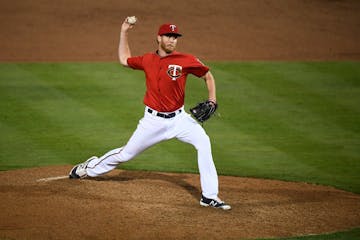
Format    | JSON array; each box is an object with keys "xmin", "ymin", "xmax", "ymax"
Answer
[{"xmin": 194, "ymin": 133, "xmax": 212, "ymax": 151}]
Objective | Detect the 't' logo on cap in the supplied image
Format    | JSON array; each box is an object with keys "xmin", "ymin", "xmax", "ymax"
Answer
[{"xmin": 170, "ymin": 25, "xmax": 176, "ymax": 31}]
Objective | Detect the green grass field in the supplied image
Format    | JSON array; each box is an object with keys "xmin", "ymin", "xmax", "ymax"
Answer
[{"xmin": 1, "ymin": 62, "xmax": 359, "ymax": 239}]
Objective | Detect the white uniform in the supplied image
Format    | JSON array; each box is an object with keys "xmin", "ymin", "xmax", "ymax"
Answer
[{"xmin": 85, "ymin": 106, "xmax": 219, "ymax": 199}]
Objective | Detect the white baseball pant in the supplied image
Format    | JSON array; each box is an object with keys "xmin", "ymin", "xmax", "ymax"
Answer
[{"xmin": 86, "ymin": 106, "xmax": 219, "ymax": 199}]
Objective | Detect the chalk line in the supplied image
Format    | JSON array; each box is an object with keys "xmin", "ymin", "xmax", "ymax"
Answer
[{"xmin": 36, "ymin": 175, "xmax": 68, "ymax": 182}]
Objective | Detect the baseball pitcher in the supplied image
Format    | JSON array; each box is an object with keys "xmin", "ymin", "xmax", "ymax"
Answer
[{"xmin": 69, "ymin": 17, "xmax": 231, "ymax": 210}]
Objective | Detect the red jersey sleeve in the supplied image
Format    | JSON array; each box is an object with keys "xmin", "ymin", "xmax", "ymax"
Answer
[
  {"xmin": 186, "ymin": 56, "xmax": 209, "ymax": 77},
  {"xmin": 127, "ymin": 56, "xmax": 144, "ymax": 70}
]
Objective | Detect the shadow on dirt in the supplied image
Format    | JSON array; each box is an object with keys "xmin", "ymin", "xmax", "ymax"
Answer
[{"xmin": 91, "ymin": 170, "xmax": 201, "ymax": 200}]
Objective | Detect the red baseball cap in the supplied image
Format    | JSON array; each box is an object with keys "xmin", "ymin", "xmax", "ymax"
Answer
[{"xmin": 158, "ymin": 23, "xmax": 182, "ymax": 37}]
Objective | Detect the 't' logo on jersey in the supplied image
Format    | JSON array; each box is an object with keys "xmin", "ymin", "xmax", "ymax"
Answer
[{"xmin": 167, "ymin": 65, "xmax": 182, "ymax": 81}]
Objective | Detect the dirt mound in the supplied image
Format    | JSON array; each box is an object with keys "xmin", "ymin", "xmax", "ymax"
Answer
[{"xmin": 1, "ymin": 166, "xmax": 360, "ymax": 239}]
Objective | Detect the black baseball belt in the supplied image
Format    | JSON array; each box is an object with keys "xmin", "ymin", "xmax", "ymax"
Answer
[{"xmin": 147, "ymin": 107, "xmax": 182, "ymax": 119}]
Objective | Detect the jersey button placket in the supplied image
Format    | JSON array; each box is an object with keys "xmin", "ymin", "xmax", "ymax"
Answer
[
  {"xmin": 158, "ymin": 65, "xmax": 162, "ymax": 93},
  {"xmin": 157, "ymin": 62, "xmax": 164, "ymax": 108}
]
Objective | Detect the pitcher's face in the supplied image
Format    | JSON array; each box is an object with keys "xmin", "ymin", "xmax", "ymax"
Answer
[{"xmin": 158, "ymin": 34, "xmax": 178, "ymax": 53}]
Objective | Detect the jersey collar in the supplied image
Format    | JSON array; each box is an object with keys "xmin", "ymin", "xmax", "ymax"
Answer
[{"xmin": 155, "ymin": 50, "xmax": 180, "ymax": 58}]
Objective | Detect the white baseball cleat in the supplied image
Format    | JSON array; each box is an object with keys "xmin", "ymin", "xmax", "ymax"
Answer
[
  {"xmin": 69, "ymin": 156, "xmax": 97, "ymax": 179},
  {"xmin": 200, "ymin": 195, "xmax": 231, "ymax": 210}
]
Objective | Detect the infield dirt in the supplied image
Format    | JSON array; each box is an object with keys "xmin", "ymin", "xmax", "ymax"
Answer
[
  {"xmin": 1, "ymin": 0, "xmax": 360, "ymax": 61},
  {"xmin": 1, "ymin": 166, "xmax": 360, "ymax": 240},
  {"xmin": 1, "ymin": 0, "xmax": 360, "ymax": 239}
]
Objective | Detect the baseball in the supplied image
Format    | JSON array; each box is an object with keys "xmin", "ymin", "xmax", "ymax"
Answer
[{"xmin": 127, "ymin": 16, "xmax": 137, "ymax": 25}]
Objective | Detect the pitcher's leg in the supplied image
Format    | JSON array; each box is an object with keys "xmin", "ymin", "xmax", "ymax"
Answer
[
  {"xmin": 196, "ymin": 133, "xmax": 219, "ymax": 199},
  {"xmin": 86, "ymin": 147, "xmax": 124, "ymax": 177},
  {"xmin": 79, "ymin": 114, "xmax": 167, "ymax": 177},
  {"xmin": 176, "ymin": 114, "xmax": 219, "ymax": 199}
]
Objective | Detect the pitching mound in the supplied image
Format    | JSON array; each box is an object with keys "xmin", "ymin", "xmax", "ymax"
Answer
[{"xmin": 1, "ymin": 166, "xmax": 359, "ymax": 239}]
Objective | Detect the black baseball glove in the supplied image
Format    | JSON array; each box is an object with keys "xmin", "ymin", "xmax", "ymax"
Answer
[{"xmin": 190, "ymin": 100, "xmax": 218, "ymax": 123}]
